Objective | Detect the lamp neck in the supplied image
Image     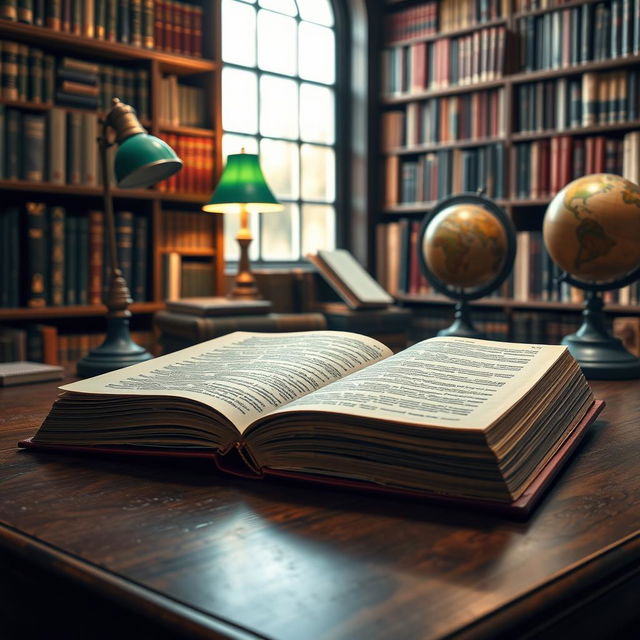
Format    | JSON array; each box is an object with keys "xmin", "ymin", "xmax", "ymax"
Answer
[{"xmin": 237, "ymin": 204, "xmax": 252, "ymax": 241}]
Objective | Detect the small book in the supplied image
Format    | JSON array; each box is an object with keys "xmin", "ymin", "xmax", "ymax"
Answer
[
  {"xmin": 21, "ymin": 333, "xmax": 602, "ymax": 516},
  {"xmin": 0, "ymin": 361, "xmax": 63, "ymax": 386},
  {"xmin": 307, "ymin": 250, "xmax": 394, "ymax": 309},
  {"xmin": 166, "ymin": 297, "xmax": 273, "ymax": 317}
]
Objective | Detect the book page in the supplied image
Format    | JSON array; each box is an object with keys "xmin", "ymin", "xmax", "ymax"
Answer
[
  {"xmin": 60, "ymin": 331, "xmax": 392, "ymax": 432},
  {"xmin": 265, "ymin": 337, "xmax": 567, "ymax": 430}
]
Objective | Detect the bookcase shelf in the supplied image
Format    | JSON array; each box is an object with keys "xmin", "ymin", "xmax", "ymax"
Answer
[
  {"xmin": 375, "ymin": 0, "xmax": 640, "ymax": 340},
  {"xmin": 0, "ymin": 20, "xmax": 217, "ymax": 73},
  {"xmin": 0, "ymin": 3, "xmax": 224, "ymax": 366},
  {"xmin": 0, "ymin": 302, "xmax": 165, "ymax": 321}
]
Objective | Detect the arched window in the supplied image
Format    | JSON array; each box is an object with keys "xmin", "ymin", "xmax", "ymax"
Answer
[{"xmin": 221, "ymin": 0, "xmax": 337, "ymax": 263}]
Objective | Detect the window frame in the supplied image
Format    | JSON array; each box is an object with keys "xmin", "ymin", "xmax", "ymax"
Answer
[{"xmin": 220, "ymin": 0, "xmax": 350, "ymax": 268}]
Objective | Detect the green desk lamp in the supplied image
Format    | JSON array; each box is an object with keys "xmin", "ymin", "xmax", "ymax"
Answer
[
  {"xmin": 202, "ymin": 150, "xmax": 282, "ymax": 300},
  {"xmin": 76, "ymin": 98, "xmax": 183, "ymax": 377}
]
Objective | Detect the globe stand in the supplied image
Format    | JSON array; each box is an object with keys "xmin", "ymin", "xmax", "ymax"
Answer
[
  {"xmin": 437, "ymin": 300, "xmax": 486, "ymax": 339},
  {"xmin": 561, "ymin": 289, "xmax": 640, "ymax": 380},
  {"xmin": 418, "ymin": 193, "xmax": 517, "ymax": 341}
]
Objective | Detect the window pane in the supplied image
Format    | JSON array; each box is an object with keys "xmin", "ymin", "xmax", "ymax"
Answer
[
  {"xmin": 259, "ymin": 0, "xmax": 297, "ymax": 16},
  {"xmin": 261, "ymin": 202, "xmax": 298, "ymax": 260},
  {"xmin": 222, "ymin": 68, "xmax": 258, "ymax": 133},
  {"xmin": 259, "ymin": 138, "xmax": 299, "ymax": 199},
  {"xmin": 257, "ymin": 10, "xmax": 297, "ymax": 75},
  {"xmin": 299, "ymin": 22, "xmax": 334, "ymax": 84},
  {"xmin": 222, "ymin": 133, "xmax": 259, "ymax": 160},
  {"xmin": 301, "ymin": 204, "xmax": 335, "ymax": 254},
  {"xmin": 297, "ymin": 0, "xmax": 334, "ymax": 26},
  {"xmin": 301, "ymin": 144, "xmax": 335, "ymax": 201},
  {"xmin": 300, "ymin": 84, "xmax": 334, "ymax": 144},
  {"xmin": 260, "ymin": 75, "xmax": 298, "ymax": 138},
  {"xmin": 222, "ymin": 0, "xmax": 256, "ymax": 66}
]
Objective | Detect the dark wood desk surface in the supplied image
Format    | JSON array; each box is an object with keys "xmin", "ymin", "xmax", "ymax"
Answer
[{"xmin": 0, "ymin": 378, "xmax": 638, "ymax": 640}]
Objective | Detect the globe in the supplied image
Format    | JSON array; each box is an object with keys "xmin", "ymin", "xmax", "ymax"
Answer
[
  {"xmin": 543, "ymin": 174, "xmax": 640, "ymax": 283},
  {"xmin": 422, "ymin": 203, "xmax": 509, "ymax": 289}
]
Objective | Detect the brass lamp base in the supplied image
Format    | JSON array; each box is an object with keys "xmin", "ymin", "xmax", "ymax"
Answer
[{"xmin": 229, "ymin": 235, "xmax": 261, "ymax": 300}]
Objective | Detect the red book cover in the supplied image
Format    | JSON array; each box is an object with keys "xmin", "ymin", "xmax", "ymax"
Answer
[
  {"xmin": 540, "ymin": 139, "xmax": 550, "ymax": 197},
  {"xmin": 594, "ymin": 136, "xmax": 605, "ymax": 172},
  {"xmin": 183, "ymin": 3, "xmax": 194, "ymax": 56},
  {"xmin": 174, "ymin": 0, "xmax": 184, "ymax": 54},
  {"xmin": 560, "ymin": 136, "xmax": 572, "ymax": 189},
  {"xmin": 163, "ymin": 0, "xmax": 173, "ymax": 52},
  {"xmin": 154, "ymin": 0, "xmax": 164, "ymax": 50},
  {"xmin": 550, "ymin": 136, "xmax": 560, "ymax": 194},
  {"xmin": 193, "ymin": 5, "xmax": 203, "ymax": 57},
  {"xmin": 408, "ymin": 220, "xmax": 420, "ymax": 294},
  {"xmin": 585, "ymin": 136, "xmax": 595, "ymax": 173},
  {"xmin": 88, "ymin": 210, "xmax": 104, "ymax": 305}
]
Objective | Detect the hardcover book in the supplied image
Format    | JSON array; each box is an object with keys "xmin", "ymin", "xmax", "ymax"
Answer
[
  {"xmin": 22, "ymin": 332, "xmax": 603, "ymax": 516},
  {"xmin": 307, "ymin": 249, "xmax": 394, "ymax": 310}
]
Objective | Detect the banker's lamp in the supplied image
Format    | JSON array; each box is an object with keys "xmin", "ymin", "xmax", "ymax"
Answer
[
  {"xmin": 76, "ymin": 98, "xmax": 183, "ymax": 377},
  {"xmin": 202, "ymin": 150, "xmax": 282, "ymax": 300}
]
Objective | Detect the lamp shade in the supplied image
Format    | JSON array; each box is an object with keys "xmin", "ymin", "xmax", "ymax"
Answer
[
  {"xmin": 115, "ymin": 133, "xmax": 183, "ymax": 189},
  {"xmin": 202, "ymin": 152, "xmax": 282, "ymax": 213}
]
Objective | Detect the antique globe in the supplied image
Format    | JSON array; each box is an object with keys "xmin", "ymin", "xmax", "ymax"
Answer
[
  {"xmin": 418, "ymin": 194, "xmax": 516, "ymax": 339},
  {"xmin": 542, "ymin": 174, "xmax": 640, "ymax": 379}
]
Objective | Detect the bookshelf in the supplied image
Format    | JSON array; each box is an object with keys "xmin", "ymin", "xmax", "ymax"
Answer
[
  {"xmin": 0, "ymin": 2, "xmax": 224, "ymax": 365},
  {"xmin": 375, "ymin": 0, "xmax": 640, "ymax": 340}
]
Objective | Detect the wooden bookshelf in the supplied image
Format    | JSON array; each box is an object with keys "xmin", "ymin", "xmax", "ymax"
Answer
[
  {"xmin": 375, "ymin": 0, "xmax": 640, "ymax": 336},
  {"xmin": 0, "ymin": 2, "xmax": 224, "ymax": 365}
]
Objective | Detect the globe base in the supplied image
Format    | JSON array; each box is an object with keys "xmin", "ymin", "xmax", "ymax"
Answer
[
  {"xmin": 562, "ymin": 291, "xmax": 640, "ymax": 379},
  {"xmin": 438, "ymin": 301, "xmax": 487, "ymax": 340},
  {"xmin": 562, "ymin": 332, "xmax": 640, "ymax": 380}
]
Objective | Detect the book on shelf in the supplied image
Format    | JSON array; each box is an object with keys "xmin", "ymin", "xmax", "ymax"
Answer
[
  {"xmin": 306, "ymin": 249, "xmax": 394, "ymax": 309},
  {"xmin": 162, "ymin": 252, "xmax": 215, "ymax": 300},
  {"xmin": 0, "ymin": 361, "xmax": 63, "ymax": 386},
  {"xmin": 0, "ymin": 1, "xmax": 203, "ymax": 55},
  {"xmin": 21, "ymin": 331, "xmax": 603, "ymax": 516},
  {"xmin": 159, "ymin": 74, "xmax": 208, "ymax": 128},
  {"xmin": 157, "ymin": 133, "xmax": 213, "ymax": 194}
]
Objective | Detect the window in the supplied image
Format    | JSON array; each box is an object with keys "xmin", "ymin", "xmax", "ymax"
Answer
[{"xmin": 221, "ymin": 0, "xmax": 337, "ymax": 263}]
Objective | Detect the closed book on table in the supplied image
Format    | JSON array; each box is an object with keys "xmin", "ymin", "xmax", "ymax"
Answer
[
  {"xmin": 317, "ymin": 303, "xmax": 412, "ymax": 333},
  {"xmin": 0, "ymin": 361, "xmax": 62, "ymax": 386},
  {"xmin": 165, "ymin": 298, "xmax": 273, "ymax": 317}
]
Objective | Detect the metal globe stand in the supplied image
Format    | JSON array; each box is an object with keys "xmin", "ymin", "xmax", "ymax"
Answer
[
  {"xmin": 558, "ymin": 270, "xmax": 640, "ymax": 379},
  {"xmin": 418, "ymin": 193, "xmax": 517, "ymax": 340}
]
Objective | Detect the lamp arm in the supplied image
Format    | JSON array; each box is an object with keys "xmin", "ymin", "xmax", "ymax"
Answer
[{"xmin": 99, "ymin": 120, "xmax": 132, "ymax": 318}]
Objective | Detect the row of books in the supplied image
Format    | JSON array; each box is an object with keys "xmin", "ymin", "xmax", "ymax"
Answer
[
  {"xmin": 0, "ymin": 324, "xmax": 153, "ymax": 366},
  {"xmin": 513, "ymin": 134, "xmax": 631, "ymax": 199},
  {"xmin": 515, "ymin": 70, "xmax": 640, "ymax": 133},
  {"xmin": 162, "ymin": 253, "xmax": 214, "ymax": 299},
  {"xmin": 160, "ymin": 210, "xmax": 216, "ymax": 250},
  {"xmin": 514, "ymin": 0, "xmax": 589, "ymax": 13},
  {"xmin": 0, "ymin": 1, "xmax": 204, "ymax": 57},
  {"xmin": 382, "ymin": 26, "xmax": 506, "ymax": 96},
  {"xmin": 156, "ymin": 133, "xmax": 213, "ymax": 195},
  {"xmin": 158, "ymin": 75, "xmax": 208, "ymax": 128},
  {"xmin": 0, "ymin": 204, "xmax": 149, "ymax": 309},
  {"xmin": 1, "ymin": 108, "xmax": 98, "ymax": 185},
  {"xmin": 385, "ymin": 144, "xmax": 506, "ymax": 207},
  {"xmin": 382, "ymin": 88, "xmax": 504, "ymax": 149},
  {"xmin": 517, "ymin": 2, "xmax": 640, "ymax": 72},
  {"xmin": 0, "ymin": 41, "xmax": 149, "ymax": 118},
  {"xmin": 385, "ymin": 0, "xmax": 507, "ymax": 44}
]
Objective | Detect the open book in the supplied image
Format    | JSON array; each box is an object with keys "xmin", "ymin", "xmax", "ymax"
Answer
[{"xmin": 21, "ymin": 332, "xmax": 603, "ymax": 515}]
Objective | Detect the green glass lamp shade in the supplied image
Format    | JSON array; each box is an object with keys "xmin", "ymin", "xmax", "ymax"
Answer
[
  {"xmin": 203, "ymin": 153, "xmax": 282, "ymax": 213},
  {"xmin": 115, "ymin": 133, "xmax": 183, "ymax": 189}
]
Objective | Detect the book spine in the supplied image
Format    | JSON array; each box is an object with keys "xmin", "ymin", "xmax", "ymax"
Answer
[
  {"xmin": 28, "ymin": 47, "xmax": 43, "ymax": 103},
  {"xmin": 133, "ymin": 215, "xmax": 148, "ymax": 302},
  {"xmin": 76, "ymin": 215, "xmax": 89, "ymax": 305},
  {"xmin": 18, "ymin": 0, "xmax": 33, "ymax": 23},
  {"xmin": 49, "ymin": 206, "xmax": 65, "ymax": 306},
  {"xmin": 0, "ymin": 0, "xmax": 18, "ymax": 20},
  {"xmin": 16, "ymin": 44, "xmax": 28, "ymax": 102},
  {"xmin": 82, "ymin": 0, "xmax": 94, "ymax": 37},
  {"xmin": 2, "ymin": 41, "xmax": 19, "ymax": 101},
  {"xmin": 142, "ymin": 0, "xmax": 154, "ymax": 48},
  {"xmin": 65, "ymin": 216, "xmax": 77, "ymax": 305},
  {"xmin": 5, "ymin": 109, "xmax": 21, "ymax": 180},
  {"xmin": 88, "ymin": 210, "xmax": 104, "ymax": 305},
  {"xmin": 95, "ymin": 0, "xmax": 106, "ymax": 39},
  {"xmin": 46, "ymin": 0, "xmax": 61, "ymax": 29},
  {"xmin": 26, "ymin": 201, "xmax": 47, "ymax": 308},
  {"xmin": 106, "ymin": 0, "xmax": 117, "ymax": 42},
  {"xmin": 119, "ymin": 0, "xmax": 131, "ymax": 44},
  {"xmin": 66, "ymin": 111, "xmax": 82, "ymax": 184},
  {"xmin": 154, "ymin": 0, "xmax": 164, "ymax": 50},
  {"xmin": 116, "ymin": 211, "xmax": 134, "ymax": 287},
  {"xmin": 130, "ymin": 0, "xmax": 143, "ymax": 47},
  {"xmin": 22, "ymin": 113, "xmax": 45, "ymax": 182}
]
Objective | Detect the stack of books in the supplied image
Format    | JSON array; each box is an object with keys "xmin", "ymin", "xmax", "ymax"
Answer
[{"xmin": 56, "ymin": 58, "xmax": 100, "ymax": 110}]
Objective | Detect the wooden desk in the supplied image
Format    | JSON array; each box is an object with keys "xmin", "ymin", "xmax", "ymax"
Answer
[{"xmin": 0, "ymin": 378, "xmax": 638, "ymax": 639}]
